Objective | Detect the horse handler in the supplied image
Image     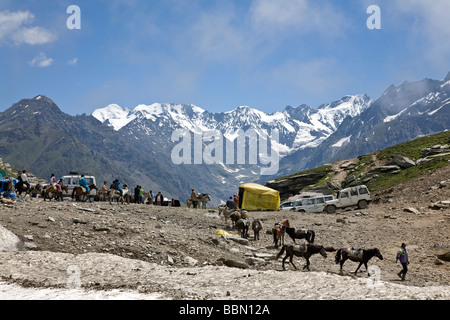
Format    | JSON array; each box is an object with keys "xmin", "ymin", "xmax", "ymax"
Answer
[{"xmin": 396, "ymin": 243, "xmax": 409, "ymax": 281}]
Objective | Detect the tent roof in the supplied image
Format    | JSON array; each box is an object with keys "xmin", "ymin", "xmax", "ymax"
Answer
[{"xmin": 239, "ymin": 183, "xmax": 279, "ymax": 195}]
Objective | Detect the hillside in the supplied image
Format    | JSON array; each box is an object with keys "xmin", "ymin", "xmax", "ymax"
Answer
[
  {"xmin": 267, "ymin": 131, "xmax": 450, "ymax": 200},
  {"xmin": 0, "ymin": 162, "xmax": 449, "ymax": 300}
]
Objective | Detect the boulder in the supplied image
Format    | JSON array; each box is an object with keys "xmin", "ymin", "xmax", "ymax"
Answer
[
  {"xmin": 0, "ymin": 225, "xmax": 24, "ymax": 252},
  {"xmin": 393, "ymin": 156, "xmax": 416, "ymax": 169},
  {"xmin": 220, "ymin": 258, "xmax": 249, "ymax": 269}
]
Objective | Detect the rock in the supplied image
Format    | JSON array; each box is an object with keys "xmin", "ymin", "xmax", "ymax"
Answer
[
  {"xmin": 24, "ymin": 242, "xmax": 38, "ymax": 250},
  {"xmin": 245, "ymin": 257, "xmax": 266, "ymax": 266},
  {"xmin": 73, "ymin": 218, "xmax": 88, "ymax": 224},
  {"xmin": 435, "ymin": 258, "xmax": 444, "ymax": 265},
  {"xmin": 184, "ymin": 256, "xmax": 198, "ymax": 266},
  {"xmin": 0, "ymin": 225, "xmax": 24, "ymax": 251},
  {"xmin": 47, "ymin": 217, "xmax": 56, "ymax": 222},
  {"xmin": 167, "ymin": 255, "xmax": 174, "ymax": 265},
  {"xmin": 220, "ymin": 259, "xmax": 249, "ymax": 269},
  {"xmin": 437, "ymin": 252, "xmax": 450, "ymax": 262},
  {"xmin": 403, "ymin": 207, "xmax": 421, "ymax": 215},
  {"xmin": 78, "ymin": 208, "xmax": 97, "ymax": 213},
  {"xmin": 393, "ymin": 156, "xmax": 416, "ymax": 169},
  {"xmin": 369, "ymin": 165, "xmax": 401, "ymax": 174},
  {"xmin": 225, "ymin": 236, "xmax": 249, "ymax": 245}
]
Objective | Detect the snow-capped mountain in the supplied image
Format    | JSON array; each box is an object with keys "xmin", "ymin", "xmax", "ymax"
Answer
[
  {"xmin": 269, "ymin": 72, "xmax": 450, "ymax": 180},
  {"xmin": 92, "ymin": 94, "xmax": 373, "ymax": 157}
]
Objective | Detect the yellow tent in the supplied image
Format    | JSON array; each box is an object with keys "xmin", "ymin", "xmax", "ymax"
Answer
[{"xmin": 239, "ymin": 183, "xmax": 280, "ymax": 211}]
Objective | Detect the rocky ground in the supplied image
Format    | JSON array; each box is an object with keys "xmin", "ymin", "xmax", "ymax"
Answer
[{"xmin": 0, "ymin": 166, "xmax": 449, "ymax": 300}]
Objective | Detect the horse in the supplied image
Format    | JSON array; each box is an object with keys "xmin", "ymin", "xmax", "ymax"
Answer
[
  {"xmin": 276, "ymin": 243, "xmax": 330, "ymax": 271},
  {"xmin": 252, "ymin": 219, "xmax": 263, "ymax": 241},
  {"xmin": 272, "ymin": 223, "xmax": 286, "ymax": 248},
  {"xmin": 198, "ymin": 193, "xmax": 211, "ymax": 209},
  {"xmin": 230, "ymin": 211, "xmax": 241, "ymax": 228},
  {"xmin": 335, "ymin": 247, "xmax": 384, "ymax": 276},
  {"xmin": 72, "ymin": 184, "xmax": 97, "ymax": 202},
  {"xmin": 43, "ymin": 185, "xmax": 68, "ymax": 201},
  {"xmin": 14, "ymin": 180, "xmax": 29, "ymax": 196},
  {"xmin": 219, "ymin": 206, "xmax": 237, "ymax": 225},
  {"xmin": 108, "ymin": 186, "xmax": 131, "ymax": 204},
  {"xmin": 236, "ymin": 219, "xmax": 250, "ymax": 239},
  {"xmin": 285, "ymin": 227, "xmax": 316, "ymax": 244}
]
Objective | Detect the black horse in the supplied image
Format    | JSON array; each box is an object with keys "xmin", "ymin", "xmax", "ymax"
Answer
[
  {"xmin": 335, "ymin": 248, "xmax": 383, "ymax": 276},
  {"xmin": 285, "ymin": 227, "xmax": 316, "ymax": 244},
  {"xmin": 276, "ymin": 243, "xmax": 330, "ymax": 271}
]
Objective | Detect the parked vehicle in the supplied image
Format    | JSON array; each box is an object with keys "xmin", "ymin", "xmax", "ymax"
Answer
[
  {"xmin": 280, "ymin": 200, "xmax": 303, "ymax": 211},
  {"xmin": 324, "ymin": 185, "xmax": 371, "ymax": 214},
  {"xmin": 295, "ymin": 195, "xmax": 334, "ymax": 213},
  {"xmin": 61, "ymin": 173, "xmax": 97, "ymax": 197}
]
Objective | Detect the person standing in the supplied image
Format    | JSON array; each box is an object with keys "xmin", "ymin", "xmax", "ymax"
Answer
[
  {"xmin": 190, "ymin": 188, "xmax": 198, "ymax": 208},
  {"xmin": 21, "ymin": 170, "xmax": 30, "ymax": 193},
  {"xmin": 396, "ymin": 243, "xmax": 410, "ymax": 281},
  {"xmin": 155, "ymin": 191, "xmax": 163, "ymax": 206},
  {"xmin": 101, "ymin": 181, "xmax": 108, "ymax": 201}
]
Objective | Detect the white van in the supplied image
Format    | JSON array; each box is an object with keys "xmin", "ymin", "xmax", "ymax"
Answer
[
  {"xmin": 295, "ymin": 195, "xmax": 334, "ymax": 213},
  {"xmin": 61, "ymin": 173, "xmax": 97, "ymax": 197}
]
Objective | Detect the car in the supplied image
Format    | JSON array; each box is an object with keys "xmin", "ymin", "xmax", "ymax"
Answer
[
  {"xmin": 279, "ymin": 200, "xmax": 303, "ymax": 211},
  {"xmin": 295, "ymin": 195, "xmax": 335, "ymax": 213},
  {"xmin": 61, "ymin": 173, "xmax": 97, "ymax": 197},
  {"xmin": 324, "ymin": 185, "xmax": 371, "ymax": 214}
]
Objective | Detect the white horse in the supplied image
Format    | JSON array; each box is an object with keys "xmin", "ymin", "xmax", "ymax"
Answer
[
  {"xmin": 109, "ymin": 187, "xmax": 131, "ymax": 204},
  {"xmin": 187, "ymin": 193, "xmax": 211, "ymax": 209},
  {"xmin": 198, "ymin": 193, "xmax": 211, "ymax": 209}
]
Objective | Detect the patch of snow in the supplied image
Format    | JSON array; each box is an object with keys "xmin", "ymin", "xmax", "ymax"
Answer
[{"xmin": 332, "ymin": 136, "xmax": 352, "ymax": 148}]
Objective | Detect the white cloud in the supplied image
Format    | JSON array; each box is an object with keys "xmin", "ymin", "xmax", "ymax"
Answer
[
  {"xmin": 68, "ymin": 58, "xmax": 78, "ymax": 66},
  {"xmin": 0, "ymin": 10, "xmax": 56, "ymax": 46},
  {"xmin": 29, "ymin": 52, "xmax": 53, "ymax": 68},
  {"xmin": 394, "ymin": 0, "xmax": 450, "ymax": 67},
  {"xmin": 249, "ymin": 0, "xmax": 347, "ymax": 38}
]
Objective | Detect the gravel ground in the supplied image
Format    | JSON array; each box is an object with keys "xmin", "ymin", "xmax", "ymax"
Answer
[{"xmin": 0, "ymin": 166, "xmax": 449, "ymax": 300}]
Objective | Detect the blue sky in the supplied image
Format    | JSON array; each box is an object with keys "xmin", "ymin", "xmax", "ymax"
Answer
[{"xmin": 1, "ymin": 0, "xmax": 450, "ymax": 115}]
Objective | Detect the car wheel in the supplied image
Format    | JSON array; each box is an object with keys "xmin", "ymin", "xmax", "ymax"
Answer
[
  {"xmin": 358, "ymin": 200, "xmax": 368, "ymax": 209},
  {"xmin": 325, "ymin": 205, "xmax": 336, "ymax": 214}
]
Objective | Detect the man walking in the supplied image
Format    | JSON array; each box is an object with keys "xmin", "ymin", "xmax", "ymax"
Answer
[{"xmin": 396, "ymin": 243, "xmax": 409, "ymax": 281}]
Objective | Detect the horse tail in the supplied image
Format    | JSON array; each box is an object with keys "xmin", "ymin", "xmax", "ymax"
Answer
[
  {"xmin": 310, "ymin": 230, "xmax": 315, "ymax": 243},
  {"xmin": 335, "ymin": 249, "xmax": 342, "ymax": 264},
  {"xmin": 275, "ymin": 245, "xmax": 286, "ymax": 260}
]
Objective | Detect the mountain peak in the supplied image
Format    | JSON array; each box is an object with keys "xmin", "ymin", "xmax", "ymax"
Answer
[{"xmin": 444, "ymin": 71, "xmax": 450, "ymax": 82}]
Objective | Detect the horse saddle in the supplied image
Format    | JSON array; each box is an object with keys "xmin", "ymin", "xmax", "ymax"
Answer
[
  {"xmin": 293, "ymin": 243, "xmax": 307, "ymax": 253},
  {"xmin": 80, "ymin": 186, "xmax": 86, "ymax": 193},
  {"xmin": 296, "ymin": 228, "xmax": 308, "ymax": 235},
  {"xmin": 346, "ymin": 248, "xmax": 363, "ymax": 259}
]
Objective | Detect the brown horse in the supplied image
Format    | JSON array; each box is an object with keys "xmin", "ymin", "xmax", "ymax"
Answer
[
  {"xmin": 276, "ymin": 243, "xmax": 331, "ymax": 271},
  {"xmin": 43, "ymin": 185, "xmax": 69, "ymax": 201},
  {"xmin": 72, "ymin": 184, "xmax": 97, "ymax": 202},
  {"xmin": 272, "ymin": 222, "xmax": 286, "ymax": 247},
  {"xmin": 335, "ymin": 248, "xmax": 384, "ymax": 276}
]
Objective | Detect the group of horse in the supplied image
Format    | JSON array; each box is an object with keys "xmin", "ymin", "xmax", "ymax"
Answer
[
  {"xmin": 217, "ymin": 209, "xmax": 384, "ymax": 277},
  {"xmin": 14, "ymin": 182, "xmax": 134, "ymax": 204},
  {"xmin": 273, "ymin": 220, "xmax": 384, "ymax": 275}
]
